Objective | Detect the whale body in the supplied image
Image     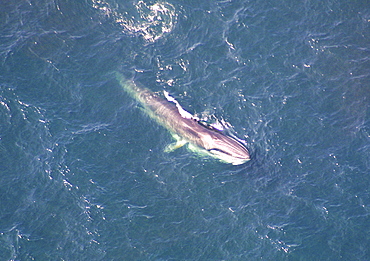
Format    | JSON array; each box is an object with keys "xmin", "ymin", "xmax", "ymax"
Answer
[{"xmin": 117, "ymin": 73, "xmax": 250, "ymax": 165}]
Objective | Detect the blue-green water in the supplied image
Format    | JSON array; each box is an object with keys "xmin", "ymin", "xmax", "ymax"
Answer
[{"xmin": 1, "ymin": 0, "xmax": 369, "ymax": 260}]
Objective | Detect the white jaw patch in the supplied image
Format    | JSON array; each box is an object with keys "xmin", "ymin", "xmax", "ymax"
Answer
[{"xmin": 209, "ymin": 149, "xmax": 249, "ymax": 165}]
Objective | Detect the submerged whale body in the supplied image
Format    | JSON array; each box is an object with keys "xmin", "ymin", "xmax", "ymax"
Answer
[{"xmin": 117, "ymin": 73, "xmax": 250, "ymax": 165}]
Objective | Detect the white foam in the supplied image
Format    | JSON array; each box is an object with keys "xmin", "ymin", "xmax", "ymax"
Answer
[{"xmin": 163, "ymin": 91, "xmax": 195, "ymax": 119}]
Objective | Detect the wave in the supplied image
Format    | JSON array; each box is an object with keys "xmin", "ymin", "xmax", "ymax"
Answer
[{"xmin": 92, "ymin": 0, "xmax": 177, "ymax": 42}]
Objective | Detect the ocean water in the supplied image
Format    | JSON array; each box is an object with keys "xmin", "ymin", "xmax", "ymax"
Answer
[{"xmin": 0, "ymin": 0, "xmax": 369, "ymax": 260}]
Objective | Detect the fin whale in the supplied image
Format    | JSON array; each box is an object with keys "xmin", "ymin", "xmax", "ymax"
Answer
[{"xmin": 117, "ymin": 73, "xmax": 250, "ymax": 165}]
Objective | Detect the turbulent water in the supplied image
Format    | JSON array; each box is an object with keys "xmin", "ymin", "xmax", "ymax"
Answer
[{"xmin": 0, "ymin": 0, "xmax": 369, "ymax": 260}]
